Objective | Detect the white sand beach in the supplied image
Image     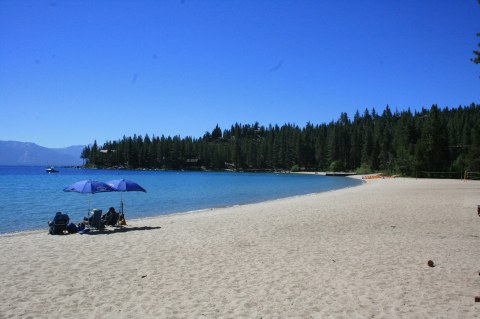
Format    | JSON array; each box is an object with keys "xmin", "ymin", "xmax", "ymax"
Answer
[{"xmin": 0, "ymin": 177, "xmax": 479, "ymax": 318}]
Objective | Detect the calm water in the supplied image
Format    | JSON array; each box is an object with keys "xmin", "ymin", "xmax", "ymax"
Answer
[{"xmin": 0, "ymin": 166, "xmax": 361, "ymax": 234}]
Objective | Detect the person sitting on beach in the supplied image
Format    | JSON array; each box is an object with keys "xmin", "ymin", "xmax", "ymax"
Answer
[
  {"xmin": 48, "ymin": 211, "xmax": 70, "ymax": 235},
  {"xmin": 48, "ymin": 211, "xmax": 69, "ymax": 226},
  {"xmin": 102, "ymin": 207, "xmax": 119, "ymax": 226}
]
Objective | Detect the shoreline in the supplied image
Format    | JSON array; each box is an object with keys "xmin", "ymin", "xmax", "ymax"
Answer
[
  {"xmin": 1, "ymin": 177, "xmax": 479, "ymax": 317},
  {"xmin": 0, "ymin": 174, "xmax": 364, "ymax": 236}
]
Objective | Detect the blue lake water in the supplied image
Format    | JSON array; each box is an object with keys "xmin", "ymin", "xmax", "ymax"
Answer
[{"xmin": 0, "ymin": 166, "xmax": 362, "ymax": 234}]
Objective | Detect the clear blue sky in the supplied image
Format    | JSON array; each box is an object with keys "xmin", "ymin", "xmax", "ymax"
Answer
[{"xmin": 1, "ymin": 0, "xmax": 479, "ymax": 148}]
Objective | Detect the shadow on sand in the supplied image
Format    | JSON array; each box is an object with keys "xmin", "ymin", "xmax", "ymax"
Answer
[{"xmin": 80, "ymin": 226, "xmax": 162, "ymax": 235}]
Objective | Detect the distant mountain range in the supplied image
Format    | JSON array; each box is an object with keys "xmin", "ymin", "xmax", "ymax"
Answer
[{"xmin": 0, "ymin": 141, "xmax": 85, "ymax": 166}]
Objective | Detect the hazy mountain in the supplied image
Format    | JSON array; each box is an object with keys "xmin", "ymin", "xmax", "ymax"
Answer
[
  {"xmin": 0, "ymin": 141, "xmax": 84, "ymax": 166},
  {"xmin": 51, "ymin": 145, "xmax": 86, "ymax": 159}
]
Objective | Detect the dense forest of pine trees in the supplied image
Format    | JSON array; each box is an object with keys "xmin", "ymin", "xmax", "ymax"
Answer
[{"xmin": 82, "ymin": 104, "xmax": 480, "ymax": 177}]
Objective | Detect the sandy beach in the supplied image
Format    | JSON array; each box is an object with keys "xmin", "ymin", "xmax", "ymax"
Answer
[{"xmin": 0, "ymin": 177, "xmax": 479, "ymax": 318}]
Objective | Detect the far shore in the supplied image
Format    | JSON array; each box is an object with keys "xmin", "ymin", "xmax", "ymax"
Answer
[{"xmin": 0, "ymin": 177, "xmax": 479, "ymax": 318}]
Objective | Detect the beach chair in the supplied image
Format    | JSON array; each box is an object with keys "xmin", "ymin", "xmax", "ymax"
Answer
[{"xmin": 86, "ymin": 209, "xmax": 104, "ymax": 229}]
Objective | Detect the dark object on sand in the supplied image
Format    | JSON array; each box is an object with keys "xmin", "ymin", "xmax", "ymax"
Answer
[
  {"xmin": 48, "ymin": 212, "xmax": 69, "ymax": 235},
  {"xmin": 427, "ymin": 260, "xmax": 435, "ymax": 267},
  {"xmin": 67, "ymin": 222, "xmax": 78, "ymax": 233},
  {"xmin": 475, "ymin": 296, "xmax": 480, "ymax": 302}
]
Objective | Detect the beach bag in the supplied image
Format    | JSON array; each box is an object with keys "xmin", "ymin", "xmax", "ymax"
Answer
[
  {"xmin": 67, "ymin": 223, "xmax": 78, "ymax": 234},
  {"xmin": 118, "ymin": 214, "xmax": 127, "ymax": 226}
]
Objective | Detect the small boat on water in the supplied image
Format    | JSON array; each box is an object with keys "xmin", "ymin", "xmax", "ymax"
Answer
[{"xmin": 46, "ymin": 167, "xmax": 59, "ymax": 173}]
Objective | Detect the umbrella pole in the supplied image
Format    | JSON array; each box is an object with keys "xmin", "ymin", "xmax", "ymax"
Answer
[
  {"xmin": 120, "ymin": 199, "xmax": 125, "ymax": 226},
  {"xmin": 87, "ymin": 194, "xmax": 92, "ymax": 223},
  {"xmin": 121, "ymin": 193, "xmax": 124, "ymax": 215},
  {"xmin": 118, "ymin": 194, "xmax": 124, "ymax": 226}
]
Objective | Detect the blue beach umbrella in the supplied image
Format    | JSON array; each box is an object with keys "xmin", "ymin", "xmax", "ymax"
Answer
[
  {"xmin": 106, "ymin": 179, "xmax": 146, "ymax": 218},
  {"xmin": 63, "ymin": 180, "xmax": 116, "ymax": 194},
  {"xmin": 63, "ymin": 179, "xmax": 116, "ymax": 215},
  {"xmin": 107, "ymin": 179, "xmax": 147, "ymax": 193}
]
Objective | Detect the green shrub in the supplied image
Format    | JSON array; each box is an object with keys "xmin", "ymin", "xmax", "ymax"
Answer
[
  {"xmin": 291, "ymin": 164, "xmax": 300, "ymax": 172},
  {"xmin": 355, "ymin": 164, "xmax": 372, "ymax": 174}
]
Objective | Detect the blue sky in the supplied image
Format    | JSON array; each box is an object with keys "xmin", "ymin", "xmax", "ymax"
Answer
[{"xmin": 1, "ymin": 0, "xmax": 479, "ymax": 148}]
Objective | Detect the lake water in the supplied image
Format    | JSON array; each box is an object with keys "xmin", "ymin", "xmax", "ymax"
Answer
[{"xmin": 0, "ymin": 166, "xmax": 362, "ymax": 234}]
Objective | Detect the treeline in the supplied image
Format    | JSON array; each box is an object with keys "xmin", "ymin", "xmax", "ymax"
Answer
[{"xmin": 82, "ymin": 103, "xmax": 480, "ymax": 176}]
